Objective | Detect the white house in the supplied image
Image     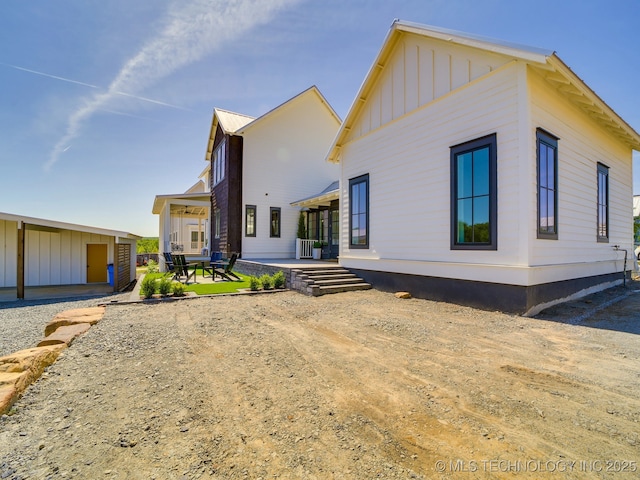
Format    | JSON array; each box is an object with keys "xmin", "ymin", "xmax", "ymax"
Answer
[
  {"xmin": 205, "ymin": 86, "xmax": 341, "ymax": 259},
  {"xmin": 326, "ymin": 21, "xmax": 640, "ymax": 315},
  {"xmin": 153, "ymin": 179, "xmax": 210, "ymax": 265},
  {"xmin": 0, "ymin": 212, "xmax": 140, "ymax": 299}
]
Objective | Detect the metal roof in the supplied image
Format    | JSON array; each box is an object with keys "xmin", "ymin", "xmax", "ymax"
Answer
[
  {"xmin": 291, "ymin": 181, "xmax": 339, "ymax": 208},
  {"xmin": 0, "ymin": 211, "xmax": 141, "ymax": 239},
  {"xmin": 326, "ymin": 19, "xmax": 640, "ymax": 163},
  {"xmin": 214, "ymin": 109, "xmax": 255, "ymax": 135}
]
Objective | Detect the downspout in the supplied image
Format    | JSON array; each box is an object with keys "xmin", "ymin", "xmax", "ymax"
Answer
[{"xmin": 613, "ymin": 245, "xmax": 627, "ymax": 287}]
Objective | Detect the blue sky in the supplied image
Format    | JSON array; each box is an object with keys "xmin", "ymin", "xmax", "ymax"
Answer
[{"xmin": 1, "ymin": 0, "xmax": 638, "ymax": 237}]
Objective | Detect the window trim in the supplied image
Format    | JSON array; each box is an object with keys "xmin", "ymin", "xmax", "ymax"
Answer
[
  {"xmin": 212, "ymin": 139, "xmax": 226, "ymax": 187},
  {"xmin": 536, "ymin": 129, "xmax": 559, "ymax": 240},
  {"xmin": 245, "ymin": 205, "xmax": 256, "ymax": 237},
  {"xmin": 597, "ymin": 162, "xmax": 609, "ymax": 243},
  {"xmin": 450, "ymin": 133, "xmax": 497, "ymax": 250},
  {"xmin": 349, "ymin": 174, "xmax": 369, "ymax": 249},
  {"xmin": 269, "ymin": 207, "xmax": 281, "ymax": 238}
]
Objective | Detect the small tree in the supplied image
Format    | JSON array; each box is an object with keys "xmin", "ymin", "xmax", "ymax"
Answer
[
  {"xmin": 249, "ymin": 276, "xmax": 261, "ymax": 291},
  {"xmin": 140, "ymin": 276, "xmax": 156, "ymax": 299},
  {"xmin": 296, "ymin": 211, "xmax": 307, "ymax": 239},
  {"xmin": 260, "ymin": 274, "xmax": 273, "ymax": 290},
  {"xmin": 158, "ymin": 276, "xmax": 172, "ymax": 296},
  {"xmin": 272, "ymin": 271, "xmax": 285, "ymax": 289}
]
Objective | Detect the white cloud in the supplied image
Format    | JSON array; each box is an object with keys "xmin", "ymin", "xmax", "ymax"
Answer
[{"xmin": 45, "ymin": 0, "xmax": 301, "ymax": 170}]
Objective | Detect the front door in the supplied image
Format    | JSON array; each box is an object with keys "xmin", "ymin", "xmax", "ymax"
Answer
[{"xmin": 87, "ymin": 244, "xmax": 107, "ymax": 283}]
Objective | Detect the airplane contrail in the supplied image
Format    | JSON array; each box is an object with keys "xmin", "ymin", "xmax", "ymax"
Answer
[
  {"xmin": 44, "ymin": 0, "xmax": 300, "ymax": 171},
  {"xmin": 0, "ymin": 62, "xmax": 185, "ymax": 110}
]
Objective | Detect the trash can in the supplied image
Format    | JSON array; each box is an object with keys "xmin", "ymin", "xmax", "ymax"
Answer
[{"xmin": 107, "ymin": 264, "xmax": 114, "ymax": 286}]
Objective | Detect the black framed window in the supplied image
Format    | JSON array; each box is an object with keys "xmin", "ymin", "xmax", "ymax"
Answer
[
  {"xmin": 270, "ymin": 207, "xmax": 281, "ymax": 238},
  {"xmin": 537, "ymin": 129, "xmax": 558, "ymax": 239},
  {"xmin": 349, "ymin": 174, "xmax": 369, "ymax": 248},
  {"xmin": 450, "ymin": 134, "xmax": 497, "ymax": 250},
  {"xmin": 245, "ymin": 205, "xmax": 256, "ymax": 237},
  {"xmin": 597, "ymin": 163, "xmax": 609, "ymax": 242}
]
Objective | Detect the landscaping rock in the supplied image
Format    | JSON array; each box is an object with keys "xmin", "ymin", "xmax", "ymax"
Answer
[
  {"xmin": 44, "ymin": 306, "xmax": 105, "ymax": 336},
  {"xmin": 394, "ymin": 291, "xmax": 412, "ymax": 299},
  {"xmin": 0, "ymin": 345, "xmax": 67, "ymax": 415},
  {"xmin": 38, "ymin": 323, "xmax": 91, "ymax": 347}
]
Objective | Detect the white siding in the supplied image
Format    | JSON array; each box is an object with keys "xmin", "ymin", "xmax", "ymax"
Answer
[
  {"xmin": 0, "ymin": 220, "xmax": 17, "ymax": 287},
  {"xmin": 527, "ymin": 68, "xmax": 633, "ymax": 282},
  {"xmin": 241, "ymin": 91, "xmax": 340, "ymax": 259},
  {"xmin": 341, "ymin": 63, "xmax": 527, "ymax": 284},
  {"xmin": 24, "ymin": 230, "xmax": 113, "ymax": 286},
  {"xmin": 349, "ymin": 33, "xmax": 510, "ymax": 141}
]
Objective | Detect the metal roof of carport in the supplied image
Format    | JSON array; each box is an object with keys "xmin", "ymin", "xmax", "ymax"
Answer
[{"xmin": 0, "ymin": 211, "xmax": 141, "ymax": 239}]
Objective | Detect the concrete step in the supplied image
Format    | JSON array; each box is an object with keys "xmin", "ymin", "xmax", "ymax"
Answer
[
  {"xmin": 306, "ymin": 273, "xmax": 357, "ymax": 281},
  {"xmin": 316, "ymin": 283, "xmax": 372, "ymax": 295},
  {"xmin": 313, "ymin": 277, "xmax": 366, "ymax": 286}
]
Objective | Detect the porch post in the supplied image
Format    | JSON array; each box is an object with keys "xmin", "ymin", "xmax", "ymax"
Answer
[{"xmin": 17, "ymin": 222, "xmax": 25, "ymax": 299}]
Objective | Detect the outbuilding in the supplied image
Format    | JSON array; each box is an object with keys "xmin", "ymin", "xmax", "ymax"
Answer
[{"xmin": 0, "ymin": 212, "xmax": 140, "ymax": 300}]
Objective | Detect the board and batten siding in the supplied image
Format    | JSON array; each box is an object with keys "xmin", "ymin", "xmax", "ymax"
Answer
[
  {"xmin": 0, "ymin": 220, "xmax": 18, "ymax": 287},
  {"xmin": 24, "ymin": 229, "xmax": 113, "ymax": 287},
  {"xmin": 347, "ymin": 33, "xmax": 512, "ymax": 143},
  {"xmin": 241, "ymin": 91, "xmax": 339, "ymax": 259},
  {"xmin": 526, "ymin": 67, "xmax": 633, "ymax": 284},
  {"xmin": 340, "ymin": 61, "xmax": 528, "ymax": 285}
]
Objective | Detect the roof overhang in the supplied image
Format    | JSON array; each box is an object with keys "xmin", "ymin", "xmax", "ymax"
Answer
[
  {"xmin": 291, "ymin": 186, "xmax": 339, "ymax": 209},
  {"xmin": 152, "ymin": 193, "xmax": 210, "ymax": 215},
  {"xmin": 0, "ymin": 211, "xmax": 142, "ymax": 240},
  {"xmin": 326, "ymin": 19, "xmax": 640, "ymax": 163}
]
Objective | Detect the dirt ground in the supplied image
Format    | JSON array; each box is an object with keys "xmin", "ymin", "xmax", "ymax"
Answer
[{"xmin": 1, "ymin": 285, "xmax": 639, "ymax": 479}]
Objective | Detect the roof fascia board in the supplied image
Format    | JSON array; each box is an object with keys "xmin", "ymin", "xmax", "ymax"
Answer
[
  {"xmin": 0, "ymin": 212, "xmax": 137, "ymax": 239},
  {"xmin": 395, "ymin": 21, "xmax": 551, "ymax": 64},
  {"xmin": 546, "ymin": 54, "xmax": 640, "ymax": 149},
  {"xmin": 238, "ymin": 86, "xmax": 341, "ymax": 135}
]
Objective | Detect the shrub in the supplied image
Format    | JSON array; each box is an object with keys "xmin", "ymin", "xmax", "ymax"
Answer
[
  {"xmin": 260, "ymin": 274, "xmax": 273, "ymax": 290},
  {"xmin": 158, "ymin": 276, "xmax": 172, "ymax": 296},
  {"xmin": 146, "ymin": 259, "xmax": 159, "ymax": 274},
  {"xmin": 140, "ymin": 276, "xmax": 156, "ymax": 299},
  {"xmin": 172, "ymin": 282, "xmax": 186, "ymax": 296},
  {"xmin": 249, "ymin": 276, "xmax": 261, "ymax": 291},
  {"xmin": 272, "ymin": 271, "xmax": 285, "ymax": 289}
]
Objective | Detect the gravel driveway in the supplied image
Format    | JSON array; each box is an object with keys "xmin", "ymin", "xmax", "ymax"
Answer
[{"xmin": 1, "ymin": 287, "xmax": 639, "ymax": 479}]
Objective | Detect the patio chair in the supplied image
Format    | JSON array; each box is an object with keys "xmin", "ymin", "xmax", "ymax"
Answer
[
  {"xmin": 173, "ymin": 254, "xmax": 197, "ymax": 283},
  {"xmin": 203, "ymin": 251, "xmax": 223, "ymax": 278},
  {"xmin": 163, "ymin": 253, "xmax": 179, "ymax": 280},
  {"xmin": 213, "ymin": 252, "xmax": 240, "ymax": 281}
]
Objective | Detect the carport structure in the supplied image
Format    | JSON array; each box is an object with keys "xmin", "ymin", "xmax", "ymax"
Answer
[{"xmin": 0, "ymin": 212, "xmax": 140, "ymax": 300}]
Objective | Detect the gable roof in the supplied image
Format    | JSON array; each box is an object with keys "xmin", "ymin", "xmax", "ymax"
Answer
[
  {"xmin": 205, "ymin": 109, "xmax": 255, "ymax": 162},
  {"xmin": 205, "ymin": 86, "xmax": 341, "ymax": 163},
  {"xmin": 327, "ymin": 20, "xmax": 640, "ymax": 163},
  {"xmin": 237, "ymin": 86, "xmax": 341, "ymax": 135}
]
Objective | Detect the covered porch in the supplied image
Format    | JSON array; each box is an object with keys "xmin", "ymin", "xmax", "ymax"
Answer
[
  {"xmin": 153, "ymin": 192, "xmax": 210, "ymax": 271},
  {"xmin": 291, "ymin": 181, "xmax": 340, "ymax": 260}
]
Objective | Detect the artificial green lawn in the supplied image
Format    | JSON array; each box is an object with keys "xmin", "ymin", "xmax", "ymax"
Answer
[{"xmin": 143, "ymin": 269, "xmax": 252, "ymax": 295}]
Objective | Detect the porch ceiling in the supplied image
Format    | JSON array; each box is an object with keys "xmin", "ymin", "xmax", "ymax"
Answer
[{"xmin": 169, "ymin": 204, "xmax": 208, "ymax": 217}]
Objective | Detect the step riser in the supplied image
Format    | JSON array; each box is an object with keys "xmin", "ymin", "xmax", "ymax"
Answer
[{"xmin": 291, "ymin": 266, "xmax": 371, "ymax": 296}]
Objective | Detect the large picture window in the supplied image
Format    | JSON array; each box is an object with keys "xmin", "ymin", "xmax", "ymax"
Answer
[
  {"xmin": 270, "ymin": 207, "xmax": 281, "ymax": 238},
  {"xmin": 245, "ymin": 205, "xmax": 256, "ymax": 237},
  {"xmin": 597, "ymin": 163, "xmax": 609, "ymax": 242},
  {"xmin": 450, "ymin": 134, "xmax": 497, "ymax": 250},
  {"xmin": 349, "ymin": 174, "xmax": 369, "ymax": 248},
  {"xmin": 537, "ymin": 129, "xmax": 558, "ymax": 239}
]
